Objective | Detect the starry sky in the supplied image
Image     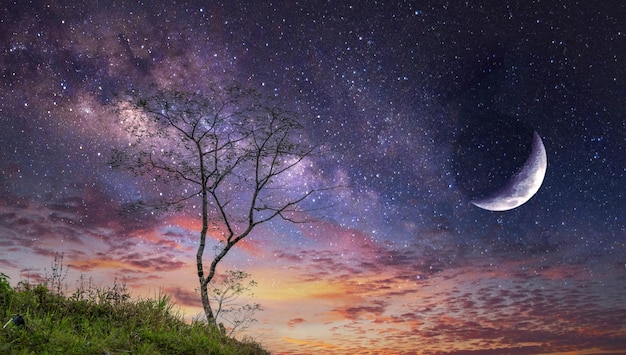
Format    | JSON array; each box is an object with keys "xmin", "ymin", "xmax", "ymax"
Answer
[{"xmin": 1, "ymin": 1, "xmax": 625, "ymax": 354}]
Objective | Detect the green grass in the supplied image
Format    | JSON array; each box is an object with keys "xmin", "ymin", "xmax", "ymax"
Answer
[{"xmin": 0, "ymin": 273, "xmax": 269, "ymax": 355}]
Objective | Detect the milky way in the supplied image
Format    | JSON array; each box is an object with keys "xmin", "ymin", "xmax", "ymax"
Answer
[{"xmin": 1, "ymin": 1, "xmax": 625, "ymax": 354}]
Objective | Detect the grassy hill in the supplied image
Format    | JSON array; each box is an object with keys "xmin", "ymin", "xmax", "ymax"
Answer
[{"xmin": 0, "ymin": 272, "xmax": 269, "ymax": 355}]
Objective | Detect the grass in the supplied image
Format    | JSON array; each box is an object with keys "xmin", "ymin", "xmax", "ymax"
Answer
[{"xmin": 0, "ymin": 272, "xmax": 269, "ymax": 355}]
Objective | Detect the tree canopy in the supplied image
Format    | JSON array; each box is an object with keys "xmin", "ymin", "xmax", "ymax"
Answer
[{"xmin": 110, "ymin": 83, "xmax": 326, "ymax": 326}]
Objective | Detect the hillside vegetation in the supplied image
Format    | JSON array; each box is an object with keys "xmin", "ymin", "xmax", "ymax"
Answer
[{"xmin": 0, "ymin": 272, "xmax": 269, "ymax": 355}]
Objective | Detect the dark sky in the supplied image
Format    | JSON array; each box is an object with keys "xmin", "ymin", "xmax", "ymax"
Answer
[{"xmin": 1, "ymin": 1, "xmax": 625, "ymax": 354}]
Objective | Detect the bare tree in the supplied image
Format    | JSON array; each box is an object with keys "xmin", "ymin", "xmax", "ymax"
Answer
[
  {"xmin": 110, "ymin": 84, "xmax": 324, "ymax": 327},
  {"xmin": 209, "ymin": 270, "xmax": 262, "ymax": 337}
]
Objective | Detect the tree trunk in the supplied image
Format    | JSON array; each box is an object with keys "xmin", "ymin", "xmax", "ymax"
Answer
[
  {"xmin": 198, "ymin": 227, "xmax": 217, "ymax": 327},
  {"xmin": 200, "ymin": 276, "xmax": 216, "ymax": 326},
  {"xmin": 197, "ymin": 164, "xmax": 217, "ymax": 327}
]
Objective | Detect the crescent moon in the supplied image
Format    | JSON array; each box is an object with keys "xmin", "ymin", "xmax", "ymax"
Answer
[{"xmin": 471, "ymin": 131, "xmax": 547, "ymax": 211}]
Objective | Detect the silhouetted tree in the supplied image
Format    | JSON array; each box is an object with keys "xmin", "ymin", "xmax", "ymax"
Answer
[
  {"xmin": 210, "ymin": 270, "xmax": 261, "ymax": 337},
  {"xmin": 110, "ymin": 84, "xmax": 325, "ymax": 327}
]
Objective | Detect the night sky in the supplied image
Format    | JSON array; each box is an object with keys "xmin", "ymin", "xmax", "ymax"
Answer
[{"xmin": 1, "ymin": 1, "xmax": 625, "ymax": 354}]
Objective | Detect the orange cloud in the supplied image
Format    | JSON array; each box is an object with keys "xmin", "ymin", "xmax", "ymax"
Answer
[
  {"xmin": 70, "ymin": 255, "xmax": 186, "ymax": 273},
  {"xmin": 287, "ymin": 317, "xmax": 305, "ymax": 329},
  {"xmin": 282, "ymin": 337, "xmax": 340, "ymax": 350},
  {"xmin": 70, "ymin": 257, "xmax": 129, "ymax": 271}
]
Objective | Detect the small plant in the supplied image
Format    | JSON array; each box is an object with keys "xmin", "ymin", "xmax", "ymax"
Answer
[
  {"xmin": 209, "ymin": 270, "xmax": 263, "ymax": 337},
  {"xmin": 0, "ymin": 272, "xmax": 10, "ymax": 292},
  {"xmin": 70, "ymin": 273, "xmax": 98, "ymax": 302},
  {"xmin": 97, "ymin": 277, "xmax": 130, "ymax": 306},
  {"xmin": 44, "ymin": 253, "xmax": 69, "ymax": 295},
  {"xmin": 0, "ymin": 272, "xmax": 13, "ymax": 309}
]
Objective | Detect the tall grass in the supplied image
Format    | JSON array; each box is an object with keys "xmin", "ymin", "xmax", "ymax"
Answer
[{"xmin": 0, "ymin": 272, "xmax": 268, "ymax": 354}]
